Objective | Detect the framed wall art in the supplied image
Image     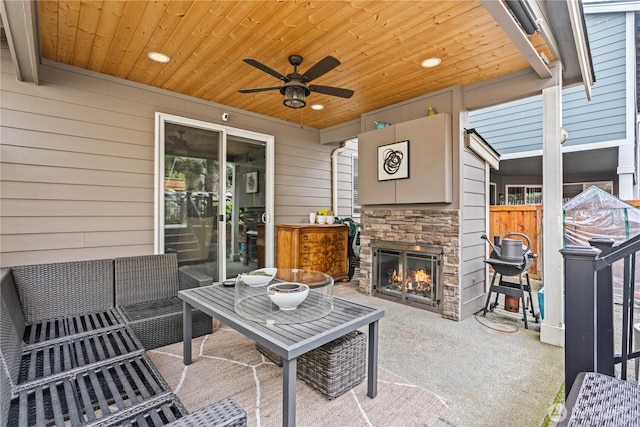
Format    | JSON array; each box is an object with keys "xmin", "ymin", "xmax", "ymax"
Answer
[
  {"xmin": 245, "ymin": 171, "xmax": 258, "ymax": 193},
  {"xmin": 378, "ymin": 140, "xmax": 409, "ymax": 181}
]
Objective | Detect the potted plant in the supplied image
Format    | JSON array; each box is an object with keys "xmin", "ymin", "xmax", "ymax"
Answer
[
  {"xmin": 165, "ymin": 171, "xmax": 186, "ymax": 191},
  {"xmin": 317, "ymin": 209, "xmax": 329, "ymax": 224}
]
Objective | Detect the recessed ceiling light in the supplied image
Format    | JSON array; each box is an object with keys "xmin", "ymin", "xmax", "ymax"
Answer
[
  {"xmin": 311, "ymin": 104, "xmax": 324, "ymax": 110},
  {"xmin": 421, "ymin": 57, "xmax": 441, "ymax": 68},
  {"xmin": 148, "ymin": 52, "xmax": 170, "ymax": 63}
]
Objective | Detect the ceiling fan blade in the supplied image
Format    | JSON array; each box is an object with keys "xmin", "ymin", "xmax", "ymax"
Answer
[
  {"xmin": 309, "ymin": 85, "xmax": 354, "ymax": 98},
  {"xmin": 238, "ymin": 86, "xmax": 282, "ymax": 94},
  {"xmin": 301, "ymin": 56, "xmax": 340, "ymax": 82},
  {"xmin": 243, "ymin": 59, "xmax": 288, "ymax": 82}
]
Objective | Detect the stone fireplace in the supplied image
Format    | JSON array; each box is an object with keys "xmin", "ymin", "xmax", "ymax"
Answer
[
  {"xmin": 358, "ymin": 209, "xmax": 461, "ymax": 320},
  {"xmin": 355, "ymin": 113, "xmax": 497, "ymax": 321},
  {"xmin": 372, "ymin": 241, "xmax": 443, "ymax": 312}
]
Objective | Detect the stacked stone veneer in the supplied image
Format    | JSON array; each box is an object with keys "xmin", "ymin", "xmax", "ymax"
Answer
[{"xmin": 359, "ymin": 208, "xmax": 461, "ymax": 320}]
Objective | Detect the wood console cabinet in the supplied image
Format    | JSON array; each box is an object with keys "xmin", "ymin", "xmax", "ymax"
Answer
[{"xmin": 276, "ymin": 224, "xmax": 348, "ymax": 281}]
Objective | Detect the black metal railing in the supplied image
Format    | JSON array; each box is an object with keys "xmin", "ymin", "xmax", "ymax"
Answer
[
  {"xmin": 165, "ymin": 191, "xmax": 216, "ymax": 224},
  {"xmin": 562, "ymin": 235, "xmax": 640, "ymax": 394}
]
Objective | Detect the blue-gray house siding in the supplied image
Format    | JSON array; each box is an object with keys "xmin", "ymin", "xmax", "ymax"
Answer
[
  {"xmin": 469, "ymin": 97, "xmax": 542, "ymax": 155},
  {"xmin": 469, "ymin": 12, "xmax": 627, "ymax": 154}
]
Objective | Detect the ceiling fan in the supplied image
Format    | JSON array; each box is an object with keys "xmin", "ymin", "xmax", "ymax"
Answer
[{"xmin": 238, "ymin": 55, "xmax": 354, "ymax": 109}]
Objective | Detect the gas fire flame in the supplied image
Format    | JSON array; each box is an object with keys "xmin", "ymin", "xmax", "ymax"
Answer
[{"xmin": 390, "ymin": 269, "xmax": 433, "ymax": 292}]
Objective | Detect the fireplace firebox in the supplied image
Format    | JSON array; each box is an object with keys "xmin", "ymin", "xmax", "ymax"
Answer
[{"xmin": 372, "ymin": 241, "xmax": 443, "ymax": 313}]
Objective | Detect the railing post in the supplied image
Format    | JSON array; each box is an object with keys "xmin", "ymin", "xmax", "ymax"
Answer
[
  {"xmin": 589, "ymin": 238, "xmax": 615, "ymax": 376},
  {"xmin": 561, "ymin": 245, "xmax": 601, "ymax": 396}
]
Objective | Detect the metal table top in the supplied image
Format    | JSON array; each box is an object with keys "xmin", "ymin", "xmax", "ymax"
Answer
[{"xmin": 179, "ymin": 283, "xmax": 384, "ymax": 360}]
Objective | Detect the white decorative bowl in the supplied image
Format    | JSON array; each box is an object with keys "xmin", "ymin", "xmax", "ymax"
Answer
[
  {"xmin": 267, "ymin": 282, "xmax": 309, "ymax": 311},
  {"xmin": 317, "ymin": 215, "xmax": 327, "ymax": 224},
  {"xmin": 238, "ymin": 268, "xmax": 277, "ymax": 287}
]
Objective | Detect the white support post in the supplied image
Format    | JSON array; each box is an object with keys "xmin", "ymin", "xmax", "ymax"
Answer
[
  {"xmin": 618, "ymin": 11, "xmax": 637, "ymax": 200},
  {"xmin": 540, "ymin": 63, "xmax": 565, "ymax": 347},
  {"xmin": 618, "ymin": 164, "xmax": 635, "ymax": 200}
]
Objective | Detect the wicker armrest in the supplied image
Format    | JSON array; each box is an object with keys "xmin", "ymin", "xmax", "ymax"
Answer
[
  {"xmin": 166, "ymin": 397, "xmax": 246, "ymax": 427},
  {"xmin": 560, "ymin": 372, "xmax": 640, "ymax": 426},
  {"xmin": 179, "ymin": 266, "xmax": 214, "ymax": 290}
]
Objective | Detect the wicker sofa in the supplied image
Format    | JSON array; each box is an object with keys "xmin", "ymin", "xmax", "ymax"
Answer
[
  {"xmin": 114, "ymin": 254, "xmax": 213, "ymax": 350},
  {"xmin": 0, "ymin": 255, "xmax": 246, "ymax": 427}
]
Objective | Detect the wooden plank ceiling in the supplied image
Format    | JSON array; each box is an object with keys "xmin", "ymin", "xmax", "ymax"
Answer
[{"xmin": 37, "ymin": 0, "xmax": 553, "ymax": 129}]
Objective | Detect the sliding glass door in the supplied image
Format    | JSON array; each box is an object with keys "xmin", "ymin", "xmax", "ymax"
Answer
[
  {"xmin": 225, "ymin": 134, "xmax": 270, "ymax": 277},
  {"xmin": 155, "ymin": 113, "xmax": 274, "ymax": 282}
]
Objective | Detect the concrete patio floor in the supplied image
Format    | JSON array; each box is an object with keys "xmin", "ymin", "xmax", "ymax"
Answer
[{"xmin": 333, "ymin": 279, "xmax": 564, "ymax": 427}]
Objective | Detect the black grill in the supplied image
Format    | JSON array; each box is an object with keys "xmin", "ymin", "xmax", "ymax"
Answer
[{"xmin": 481, "ymin": 233, "xmax": 541, "ymax": 329}]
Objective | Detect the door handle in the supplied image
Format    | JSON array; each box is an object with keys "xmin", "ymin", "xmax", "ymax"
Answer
[{"xmin": 261, "ymin": 212, "xmax": 267, "ymax": 223}]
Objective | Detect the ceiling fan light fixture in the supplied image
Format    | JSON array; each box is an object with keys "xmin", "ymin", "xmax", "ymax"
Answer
[
  {"xmin": 283, "ymin": 85, "xmax": 308, "ymax": 109},
  {"xmin": 240, "ymin": 55, "xmax": 353, "ymax": 108},
  {"xmin": 148, "ymin": 51, "xmax": 170, "ymax": 63},
  {"xmin": 421, "ymin": 57, "xmax": 441, "ymax": 68}
]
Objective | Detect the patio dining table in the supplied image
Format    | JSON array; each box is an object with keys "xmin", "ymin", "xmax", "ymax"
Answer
[{"xmin": 179, "ymin": 278, "xmax": 385, "ymax": 427}]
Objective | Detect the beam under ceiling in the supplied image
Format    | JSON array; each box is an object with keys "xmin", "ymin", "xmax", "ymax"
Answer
[
  {"xmin": 481, "ymin": 0, "xmax": 553, "ymax": 79},
  {"xmin": 0, "ymin": 0, "xmax": 39, "ymax": 84}
]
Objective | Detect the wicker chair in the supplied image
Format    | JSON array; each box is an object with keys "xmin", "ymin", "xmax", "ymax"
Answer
[
  {"xmin": 9, "ymin": 259, "xmax": 124, "ymax": 344},
  {"xmin": 115, "ymin": 254, "xmax": 213, "ymax": 350}
]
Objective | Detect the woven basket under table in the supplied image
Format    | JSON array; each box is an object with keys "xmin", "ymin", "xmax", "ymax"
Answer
[{"xmin": 256, "ymin": 331, "xmax": 366, "ymax": 400}]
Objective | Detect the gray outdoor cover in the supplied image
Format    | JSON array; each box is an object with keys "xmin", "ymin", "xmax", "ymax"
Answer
[{"xmin": 563, "ymin": 186, "xmax": 640, "ymax": 305}]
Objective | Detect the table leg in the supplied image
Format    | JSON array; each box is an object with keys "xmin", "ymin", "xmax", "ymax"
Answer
[
  {"xmin": 183, "ymin": 301, "xmax": 193, "ymax": 365},
  {"xmin": 368, "ymin": 320, "xmax": 379, "ymax": 398},
  {"xmin": 282, "ymin": 357, "xmax": 297, "ymax": 427}
]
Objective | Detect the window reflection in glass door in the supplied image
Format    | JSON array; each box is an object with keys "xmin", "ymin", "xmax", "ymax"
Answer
[
  {"xmin": 157, "ymin": 113, "xmax": 274, "ymax": 283},
  {"xmin": 226, "ymin": 136, "xmax": 267, "ymax": 277},
  {"xmin": 163, "ymin": 122, "xmax": 221, "ymax": 279}
]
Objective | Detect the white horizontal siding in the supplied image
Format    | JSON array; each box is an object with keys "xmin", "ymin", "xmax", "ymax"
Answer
[
  {"xmin": 336, "ymin": 141, "xmax": 358, "ymax": 218},
  {"xmin": 1, "ymin": 200, "xmax": 151, "ymax": 217},
  {"xmin": 0, "ymin": 181, "xmax": 153, "ymax": 202},
  {"xmin": 2, "ymin": 230, "xmax": 152, "ymax": 252},
  {"xmin": 2, "ymin": 127, "xmax": 152, "ymax": 159},
  {"xmin": 461, "ymin": 243, "xmax": 485, "ymax": 261},
  {"xmin": 462, "ymin": 218, "xmax": 486, "ymax": 236},
  {"xmin": 1, "ymin": 163, "xmax": 152, "ymax": 187},
  {"xmin": 1, "ymin": 144, "xmax": 153, "ymax": 172},
  {"xmin": 275, "ymin": 186, "xmax": 332, "ymax": 199},
  {"xmin": 1, "ymin": 106, "xmax": 152, "ymax": 145},
  {"xmin": 461, "ymin": 149, "xmax": 488, "ymax": 318},
  {"xmin": 1, "ymin": 217, "xmax": 152, "ymax": 235}
]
